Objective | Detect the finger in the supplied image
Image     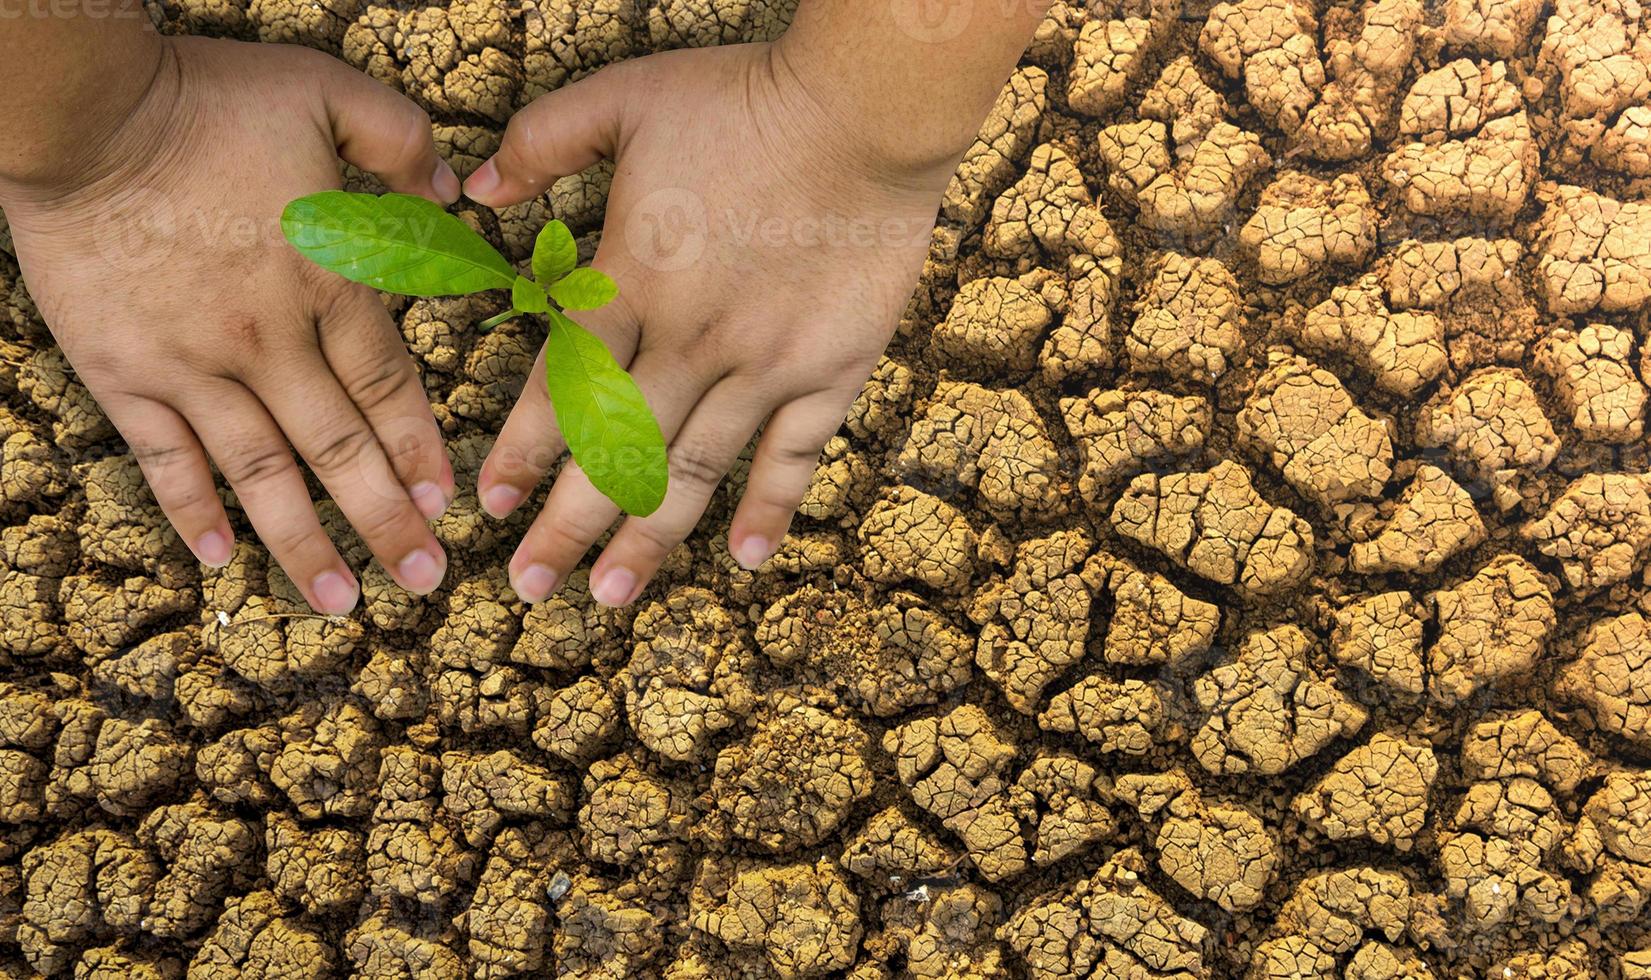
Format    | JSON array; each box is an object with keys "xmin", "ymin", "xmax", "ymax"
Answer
[
  {"xmin": 106, "ymin": 396, "xmax": 234, "ymax": 568},
  {"xmin": 189, "ymin": 382, "xmax": 360, "ymax": 614},
  {"xmin": 247, "ymin": 348, "xmax": 447, "ymax": 598},
  {"xmin": 477, "ymin": 303, "xmax": 639, "ymax": 519},
  {"xmin": 322, "ymin": 59, "xmax": 459, "ymax": 204},
  {"xmin": 463, "ymin": 63, "xmax": 630, "ymax": 208},
  {"xmin": 591, "ymin": 382, "xmax": 767, "ymax": 604},
  {"xmin": 727, "ymin": 388, "xmax": 858, "ymax": 569},
  {"xmin": 318, "ymin": 285, "xmax": 453, "ymax": 521},
  {"xmin": 507, "ymin": 350, "xmax": 705, "ymax": 604},
  {"xmin": 508, "ymin": 464, "xmax": 619, "ymax": 605}
]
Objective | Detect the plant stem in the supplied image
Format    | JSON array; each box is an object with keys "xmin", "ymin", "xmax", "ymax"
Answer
[
  {"xmin": 218, "ymin": 612, "xmax": 342, "ymax": 632},
  {"xmin": 479, "ymin": 308, "xmax": 521, "ymax": 332}
]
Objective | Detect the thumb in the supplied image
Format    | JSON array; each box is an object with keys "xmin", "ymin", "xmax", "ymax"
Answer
[
  {"xmin": 464, "ymin": 67, "xmax": 627, "ymax": 208},
  {"xmin": 323, "ymin": 65, "xmax": 460, "ymax": 204}
]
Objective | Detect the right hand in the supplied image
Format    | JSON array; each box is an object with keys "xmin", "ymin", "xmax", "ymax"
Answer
[
  {"xmin": 0, "ymin": 37, "xmax": 461, "ymax": 614},
  {"xmin": 464, "ymin": 44, "xmax": 954, "ymax": 608}
]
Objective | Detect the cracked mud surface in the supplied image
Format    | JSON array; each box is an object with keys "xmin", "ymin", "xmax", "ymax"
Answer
[{"xmin": 4, "ymin": 0, "xmax": 1651, "ymax": 976}]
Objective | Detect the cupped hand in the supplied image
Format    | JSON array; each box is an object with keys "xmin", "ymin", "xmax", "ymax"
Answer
[
  {"xmin": 0, "ymin": 37, "xmax": 461, "ymax": 614},
  {"xmin": 466, "ymin": 43, "xmax": 952, "ymax": 607}
]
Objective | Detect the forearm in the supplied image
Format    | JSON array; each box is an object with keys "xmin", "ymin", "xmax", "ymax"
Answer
[
  {"xmin": 0, "ymin": 0, "xmax": 165, "ymax": 187},
  {"xmin": 774, "ymin": 0, "xmax": 1053, "ymax": 176}
]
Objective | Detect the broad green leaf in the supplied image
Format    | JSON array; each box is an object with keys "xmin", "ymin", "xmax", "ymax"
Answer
[
  {"xmin": 547, "ymin": 268, "xmax": 619, "ymax": 310},
  {"xmin": 513, "ymin": 276, "xmax": 549, "ymax": 313},
  {"xmin": 532, "ymin": 220, "xmax": 578, "ymax": 285},
  {"xmin": 543, "ymin": 309, "xmax": 667, "ymax": 516},
  {"xmin": 281, "ymin": 191, "xmax": 514, "ymax": 296}
]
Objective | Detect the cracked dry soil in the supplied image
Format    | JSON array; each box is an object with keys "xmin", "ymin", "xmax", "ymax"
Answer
[{"xmin": 3, "ymin": 0, "xmax": 1651, "ymax": 976}]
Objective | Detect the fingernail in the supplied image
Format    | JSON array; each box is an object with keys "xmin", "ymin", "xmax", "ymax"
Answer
[
  {"xmin": 311, "ymin": 570, "xmax": 360, "ymax": 615},
  {"xmin": 397, "ymin": 547, "xmax": 447, "ymax": 595},
  {"xmin": 591, "ymin": 566, "xmax": 638, "ymax": 607},
  {"xmin": 433, "ymin": 158, "xmax": 461, "ymax": 204},
  {"xmin": 732, "ymin": 535, "xmax": 772, "ymax": 571},
  {"xmin": 193, "ymin": 530, "xmax": 233, "ymax": 568},
  {"xmin": 514, "ymin": 563, "xmax": 558, "ymax": 603},
  {"xmin": 410, "ymin": 481, "xmax": 449, "ymax": 521},
  {"xmin": 481, "ymin": 484, "xmax": 523, "ymax": 519},
  {"xmin": 465, "ymin": 159, "xmax": 500, "ymax": 200}
]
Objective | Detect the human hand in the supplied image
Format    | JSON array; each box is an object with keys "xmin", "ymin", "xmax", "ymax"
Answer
[
  {"xmin": 0, "ymin": 37, "xmax": 462, "ymax": 614},
  {"xmin": 465, "ymin": 42, "xmax": 953, "ymax": 607}
]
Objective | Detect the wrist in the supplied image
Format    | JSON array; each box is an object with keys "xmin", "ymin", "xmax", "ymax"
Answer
[
  {"xmin": 766, "ymin": 35, "xmax": 972, "ymax": 186},
  {"xmin": 0, "ymin": 30, "xmax": 173, "ymax": 202},
  {"xmin": 769, "ymin": 0, "xmax": 1052, "ymax": 184}
]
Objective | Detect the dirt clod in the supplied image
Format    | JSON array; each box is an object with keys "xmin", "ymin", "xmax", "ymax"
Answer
[
  {"xmin": 1112, "ymin": 460, "xmax": 1315, "ymax": 598},
  {"xmin": 1191, "ymin": 623, "xmax": 1367, "ymax": 775}
]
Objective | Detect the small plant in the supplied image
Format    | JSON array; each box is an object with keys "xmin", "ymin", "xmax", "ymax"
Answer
[{"xmin": 281, "ymin": 191, "xmax": 667, "ymax": 516}]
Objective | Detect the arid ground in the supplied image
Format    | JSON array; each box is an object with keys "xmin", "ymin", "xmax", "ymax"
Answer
[{"xmin": 1, "ymin": 0, "xmax": 1651, "ymax": 977}]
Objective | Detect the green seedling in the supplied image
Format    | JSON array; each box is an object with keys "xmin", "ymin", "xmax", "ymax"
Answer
[{"xmin": 280, "ymin": 191, "xmax": 667, "ymax": 516}]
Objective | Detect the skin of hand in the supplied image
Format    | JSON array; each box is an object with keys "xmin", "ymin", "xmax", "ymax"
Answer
[
  {"xmin": 0, "ymin": 31, "xmax": 463, "ymax": 615},
  {"xmin": 468, "ymin": 0, "xmax": 1051, "ymax": 608}
]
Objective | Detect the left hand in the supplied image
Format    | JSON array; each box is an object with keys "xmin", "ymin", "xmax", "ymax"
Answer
[
  {"xmin": 0, "ymin": 38, "xmax": 460, "ymax": 613},
  {"xmin": 465, "ymin": 42, "xmax": 952, "ymax": 607}
]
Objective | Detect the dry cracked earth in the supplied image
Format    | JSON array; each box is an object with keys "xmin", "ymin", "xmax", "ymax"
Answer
[{"xmin": 2, "ymin": 0, "xmax": 1651, "ymax": 977}]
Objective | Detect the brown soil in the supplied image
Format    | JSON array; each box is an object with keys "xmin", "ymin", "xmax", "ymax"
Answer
[{"xmin": 3, "ymin": 0, "xmax": 1651, "ymax": 977}]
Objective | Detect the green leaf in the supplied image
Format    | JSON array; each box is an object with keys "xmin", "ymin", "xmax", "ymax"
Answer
[
  {"xmin": 547, "ymin": 268, "xmax": 619, "ymax": 310},
  {"xmin": 532, "ymin": 220, "xmax": 578, "ymax": 284},
  {"xmin": 512, "ymin": 276, "xmax": 549, "ymax": 313},
  {"xmin": 543, "ymin": 309, "xmax": 668, "ymax": 516},
  {"xmin": 281, "ymin": 191, "xmax": 514, "ymax": 296}
]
